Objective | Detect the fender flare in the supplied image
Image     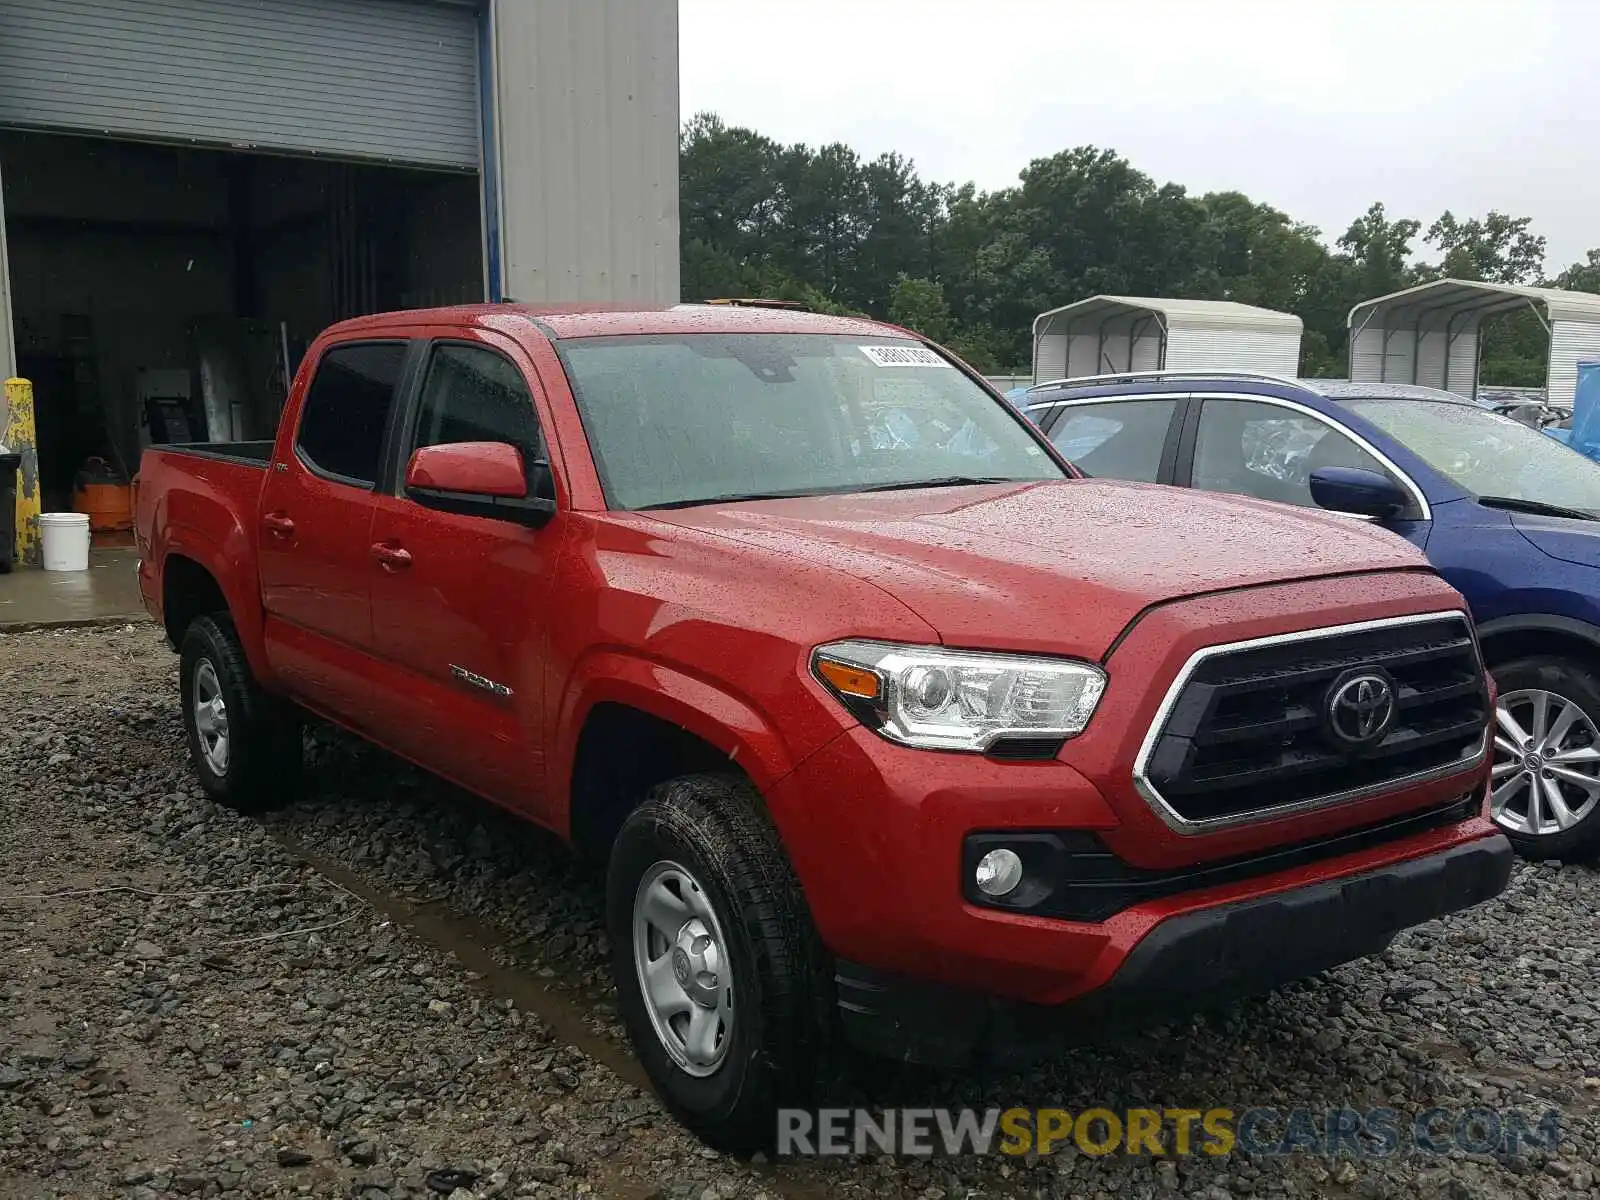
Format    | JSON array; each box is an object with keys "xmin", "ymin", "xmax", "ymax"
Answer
[
  {"xmin": 551, "ymin": 650, "xmax": 799, "ymax": 825},
  {"xmin": 159, "ymin": 526, "xmax": 274, "ymax": 684},
  {"xmin": 1475, "ymin": 612, "xmax": 1600, "ymax": 657}
]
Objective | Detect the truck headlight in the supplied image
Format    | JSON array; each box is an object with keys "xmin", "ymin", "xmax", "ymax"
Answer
[{"xmin": 811, "ymin": 640, "xmax": 1106, "ymax": 752}]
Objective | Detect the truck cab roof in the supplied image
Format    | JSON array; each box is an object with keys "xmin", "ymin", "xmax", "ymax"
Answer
[{"xmin": 321, "ymin": 301, "xmax": 913, "ymax": 342}]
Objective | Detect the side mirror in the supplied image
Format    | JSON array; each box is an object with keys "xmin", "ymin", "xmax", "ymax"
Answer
[
  {"xmin": 407, "ymin": 441, "xmax": 527, "ymax": 497},
  {"xmin": 404, "ymin": 441, "xmax": 556, "ymax": 527},
  {"xmin": 1308, "ymin": 465, "xmax": 1408, "ymax": 520}
]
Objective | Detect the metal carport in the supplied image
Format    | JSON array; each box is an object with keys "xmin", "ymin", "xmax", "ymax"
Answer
[
  {"xmin": 1348, "ymin": 279, "xmax": 1600, "ymax": 406},
  {"xmin": 1031, "ymin": 295, "xmax": 1303, "ymax": 385}
]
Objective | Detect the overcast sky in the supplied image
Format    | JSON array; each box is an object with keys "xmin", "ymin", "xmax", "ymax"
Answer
[{"xmin": 679, "ymin": 0, "xmax": 1600, "ymax": 273}]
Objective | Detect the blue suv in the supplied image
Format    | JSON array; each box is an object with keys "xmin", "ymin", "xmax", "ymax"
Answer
[{"xmin": 1024, "ymin": 370, "xmax": 1600, "ymax": 861}]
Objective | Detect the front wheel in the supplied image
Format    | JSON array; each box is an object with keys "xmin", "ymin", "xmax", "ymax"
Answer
[
  {"xmin": 1490, "ymin": 656, "xmax": 1600, "ymax": 860},
  {"xmin": 606, "ymin": 774, "xmax": 826, "ymax": 1153}
]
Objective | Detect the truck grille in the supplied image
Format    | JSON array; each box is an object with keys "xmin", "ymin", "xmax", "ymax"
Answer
[{"xmin": 1136, "ymin": 613, "xmax": 1488, "ymax": 830}]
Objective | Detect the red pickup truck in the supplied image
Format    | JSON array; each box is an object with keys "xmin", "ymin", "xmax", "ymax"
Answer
[{"xmin": 135, "ymin": 303, "xmax": 1511, "ymax": 1149}]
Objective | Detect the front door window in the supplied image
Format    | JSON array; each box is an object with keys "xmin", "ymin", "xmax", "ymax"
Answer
[{"xmin": 1192, "ymin": 399, "xmax": 1395, "ymax": 509}]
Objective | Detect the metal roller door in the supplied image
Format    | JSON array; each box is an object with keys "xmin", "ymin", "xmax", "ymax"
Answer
[{"xmin": 0, "ymin": 0, "xmax": 480, "ymax": 170}]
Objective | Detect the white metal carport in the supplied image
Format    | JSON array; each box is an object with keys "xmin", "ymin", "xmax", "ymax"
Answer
[
  {"xmin": 1031, "ymin": 295, "xmax": 1303, "ymax": 384},
  {"xmin": 1347, "ymin": 279, "xmax": 1600, "ymax": 406}
]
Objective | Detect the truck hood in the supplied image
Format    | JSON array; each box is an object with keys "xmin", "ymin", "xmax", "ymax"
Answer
[{"xmin": 649, "ymin": 479, "xmax": 1430, "ymax": 658}]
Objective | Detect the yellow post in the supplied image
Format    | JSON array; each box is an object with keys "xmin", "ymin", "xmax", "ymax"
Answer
[{"xmin": 3, "ymin": 378, "xmax": 40, "ymax": 567}]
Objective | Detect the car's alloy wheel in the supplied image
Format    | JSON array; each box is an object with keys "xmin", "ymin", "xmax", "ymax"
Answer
[
  {"xmin": 1491, "ymin": 687, "xmax": 1600, "ymax": 836},
  {"xmin": 632, "ymin": 859, "xmax": 735, "ymax": 1077}
]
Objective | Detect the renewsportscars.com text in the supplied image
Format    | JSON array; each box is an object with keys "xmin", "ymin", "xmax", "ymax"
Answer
[{"xmin": 776, "ymin": 1106, "xmax": 1563, "ymax": 1159}]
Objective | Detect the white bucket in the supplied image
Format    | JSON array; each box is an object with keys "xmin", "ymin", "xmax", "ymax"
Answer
[{"xmin": 40, "ymin": 512, "xmax": 92, "ymax": 572}]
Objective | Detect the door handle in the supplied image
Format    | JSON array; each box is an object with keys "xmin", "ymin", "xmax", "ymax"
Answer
[
  {"xmin": 370, "ymin": 542, "xmax": 412, "ymax": 571},
  {"xmin": 263, "ymin": 512, "xmax": 295, "ymax": 537}
]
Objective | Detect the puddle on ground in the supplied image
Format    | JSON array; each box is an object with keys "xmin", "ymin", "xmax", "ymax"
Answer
[
  {"xmin": 270, "ymin": 832, "xmax": 646, "ymax": 1086},
  {"xmin": 268, "ymin": 831, "xmax": 842, "ymax": 1200}
]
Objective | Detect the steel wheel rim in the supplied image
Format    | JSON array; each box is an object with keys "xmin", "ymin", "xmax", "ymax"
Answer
[
  {"xmin": 631, "ymin": 859, "xmax": 734, "ymax": 1077},
  {"xmin": 1491, "ymin": 687, "xmax": 1600, "ymax": 837},
  {"xmin": 193, "ymin": 659, "xmax": 230, "ymax": 775}
]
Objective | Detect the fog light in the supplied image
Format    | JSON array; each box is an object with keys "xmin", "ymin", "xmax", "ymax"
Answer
[{"xmin": 974, "ymin": 848, "xmax": 1024, "ymax": 897}]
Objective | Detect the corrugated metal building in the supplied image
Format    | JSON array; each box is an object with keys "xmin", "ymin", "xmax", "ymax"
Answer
[
  {"xmin": 1348, "ymin": 279, "xmax": 1600, "ymax": 407},
  {"xmin": 1032, "ymin": 296, "xmax": 1303, "ymax": 385},
  {"xmin": 0, "ymin": 0, "xmax": 679, "ymax": 507}
]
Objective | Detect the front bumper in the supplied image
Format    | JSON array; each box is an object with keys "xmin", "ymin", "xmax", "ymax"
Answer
[
  {"xmin": 832, "ymin": 833, "xmax": 1512, "ymax": 1068},
  {"xmin": 766, "ymin": 721, "xmax": 1494, "ymax": 1005}
]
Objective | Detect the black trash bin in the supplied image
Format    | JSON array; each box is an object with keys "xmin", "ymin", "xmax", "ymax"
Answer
[{"xmin": 0, "ymin": 452, "xmax": 19, "ymax": 574}]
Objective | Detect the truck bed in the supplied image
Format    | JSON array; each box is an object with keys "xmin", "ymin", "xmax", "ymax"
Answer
[{"xmin": 134, "ymin": 442, "xmax": 278, "ymax": 631}]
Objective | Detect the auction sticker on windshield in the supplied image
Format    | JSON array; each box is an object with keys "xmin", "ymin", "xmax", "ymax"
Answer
[{"xmin": 860, "ymin": 345, "xmax": 951, "ymax": 367}]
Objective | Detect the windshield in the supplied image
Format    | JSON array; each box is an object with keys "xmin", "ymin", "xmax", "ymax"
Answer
[
  {"xmin": 556, "ymin": 334, "xmax": 1065, "ymax": 510},
  {"xmin": 1344, "ymin": 398, "xmax": 1600, "ymax": 514}
]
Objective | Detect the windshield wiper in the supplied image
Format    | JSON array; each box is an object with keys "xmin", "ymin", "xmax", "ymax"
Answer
[
  {"xmin": 853, "ymin": 475, "xmax": 1032, "ymax": 493},
  {"xmin": 640, "ymin": 488, "xmax": 841, "ymax": 510},
  {"xmin": 1478, "ymin": 495, "xmax": 1599, "ymax": 521},
  {"xmin": 639, "ymin": 477, "xmax": 1037, "ymax": 511}
]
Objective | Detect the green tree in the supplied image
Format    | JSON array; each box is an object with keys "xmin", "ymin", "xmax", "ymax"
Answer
[
  {"xmin": 1412, "ymin": 211, "xmax": 1548, "ymax": 386},
  {"xmin": 678, "ymin": 113, "xmax": 955, "ymax": 316},
  {"xmin": 678, "ymin": 114, "xmax": 794, "ymax": 300},
  {"xmin": 1421, "ymin": 211, "xmax": 1545, "ymax": 284},
  {"xmin": 886, "ymin": 274, "xmax": 952, "ymax": 343},
  {"xmin": 1337, "ymin": 203, "xmax": 1420, "ymax": 299},
  {"xmin": 1195, "ymin": 195, "xmax": 1328, "ymax": 306},
  {"xmin": 847, "ymin": 154, "xmax": 946, "ymax": 313},
  {"xmin": 676, "ymin": 114, "xmax": 1564, "ymax": 385},
  {"xmin": 1555, "ymin": 249, "xmax": 1600, "ymax": 293}
]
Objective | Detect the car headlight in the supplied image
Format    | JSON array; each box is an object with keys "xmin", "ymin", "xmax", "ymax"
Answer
[{"xmin": 811, "ymin": 639, "xmax": 1106, "ymax": 752}]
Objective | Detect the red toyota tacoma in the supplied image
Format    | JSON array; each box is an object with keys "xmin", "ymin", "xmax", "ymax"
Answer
[{"xmin": 134, "ymin": 303, "xmax": 1510, "ymax": 1149}]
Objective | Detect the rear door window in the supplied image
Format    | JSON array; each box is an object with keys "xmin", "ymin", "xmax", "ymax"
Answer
[
  {"xmin": 296, "ymin": 343, "xmax": 407, "ymax": 486},
  {"xmin": 1047, "ymin": 399, "xmax": 1179, "ymax": 481}
]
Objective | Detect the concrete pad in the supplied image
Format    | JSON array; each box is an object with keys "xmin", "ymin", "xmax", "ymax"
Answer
[{"xmin": 0, "ymin": 548, "xmax": 151, "ymax": 631}]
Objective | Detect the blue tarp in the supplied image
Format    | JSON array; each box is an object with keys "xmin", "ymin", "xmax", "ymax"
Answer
[
  {"xmin": 1541, "ymin": 362, "xmax": 1600, "ymax": 455},
  {"xmin": 1566, "ymin": 360, "xmax": 1600, "ymax": 461}
]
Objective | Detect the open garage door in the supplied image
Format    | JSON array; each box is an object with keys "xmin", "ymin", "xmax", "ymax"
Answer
[
  {"xmin": 1, "ymin": 131, "xmax": 485, "ymax": 513},
  {"xmin": 0, "ymin": 0, "xmax": 480, "ymax": 170}
]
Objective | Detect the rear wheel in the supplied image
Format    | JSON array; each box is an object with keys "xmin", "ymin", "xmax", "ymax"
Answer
[
  {"xmin": 179, "ymin": 614, "xmax": 301, "ymax": 812},
  {"xmin": 1490, "ymin": 656, "xmax": 1600, "ymax": 860},
  {"xmin": 606, "ymin": 774, "xmax": 826, "ymax": 1153}
]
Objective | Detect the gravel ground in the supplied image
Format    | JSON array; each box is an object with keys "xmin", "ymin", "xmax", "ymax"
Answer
[{"xmin": 2, "ymin": 624, "xmax": 1597, "ymax": 1200}]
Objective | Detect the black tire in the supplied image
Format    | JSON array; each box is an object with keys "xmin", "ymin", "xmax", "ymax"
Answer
[
  {"xmin": 1489, "ymin": 655, "xmax": 1600, "ymax": 861},
  {"xmin": 178, "ymin": 614, "xmax": 301, "ymax": 812},
  {"xmin": 606, "ymin": 774, "xmax": 827, "ymax": 1153}
]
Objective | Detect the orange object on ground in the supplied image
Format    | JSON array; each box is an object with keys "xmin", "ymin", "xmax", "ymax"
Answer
[{"xmin": 73, "ymin": 456, "xmax": 134, "ymax": 539}]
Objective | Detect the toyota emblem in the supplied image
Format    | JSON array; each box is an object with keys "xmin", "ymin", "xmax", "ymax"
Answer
[{"xmin": 1325, "ymin": 671, "xmax": 1396, "ymax": 748}]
